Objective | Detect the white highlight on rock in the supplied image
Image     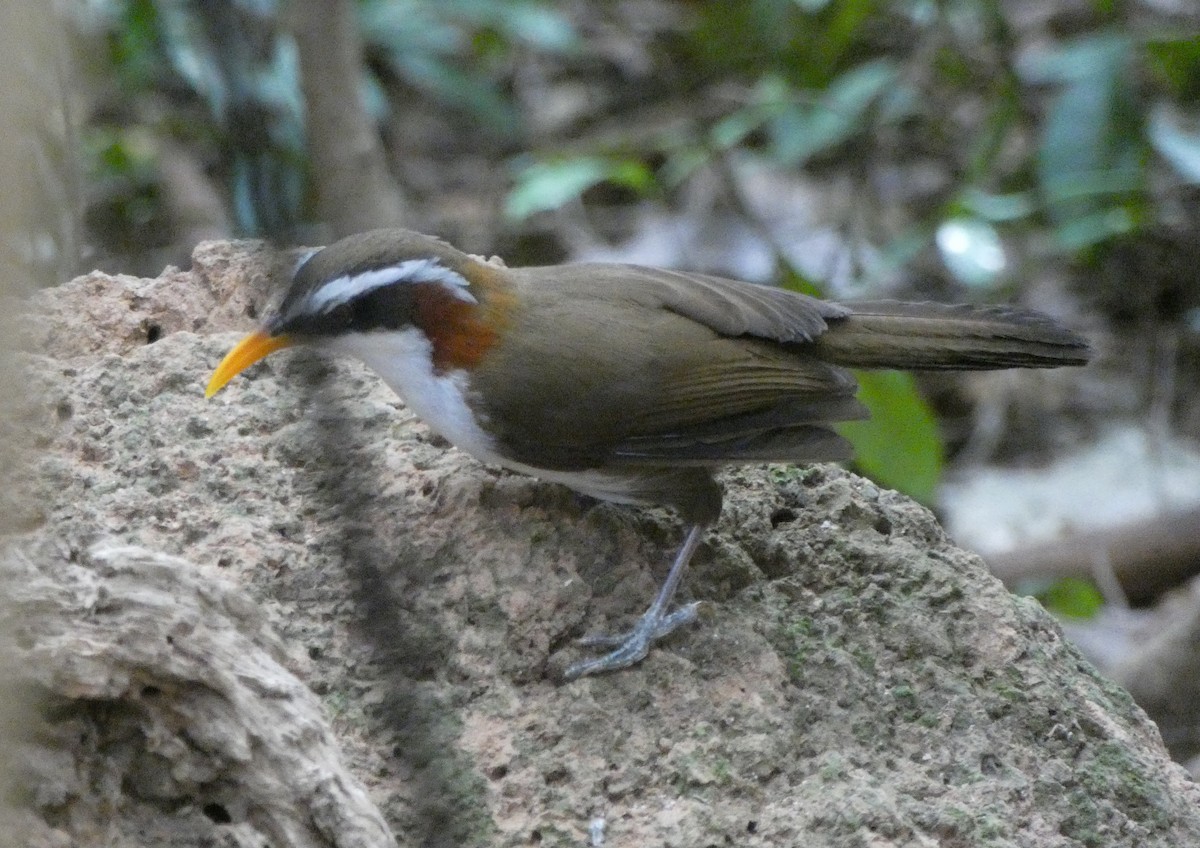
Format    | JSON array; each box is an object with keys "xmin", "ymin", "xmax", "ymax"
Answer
[
  {"xmin": 589, "ymin": 817, "xmax": 606, "ymax": 847},
  {"xmin": 305, "ymin": 258, "xmax": 476, "ymax": 314}
]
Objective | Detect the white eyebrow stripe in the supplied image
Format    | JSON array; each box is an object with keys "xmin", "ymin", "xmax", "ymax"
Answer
[{"xmin": 304, "ymin": 257, "xmax": 477, "ymax": 313}]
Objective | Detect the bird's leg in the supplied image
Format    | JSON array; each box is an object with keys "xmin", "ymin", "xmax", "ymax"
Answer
[{"xmin": 564, "ymin": 523, "xmax": 707, "ymax": 680}]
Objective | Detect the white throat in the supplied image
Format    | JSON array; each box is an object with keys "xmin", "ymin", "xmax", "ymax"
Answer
[{"xmin": 325, "ymin": 329, "xmax": 500, "ymax": 463}]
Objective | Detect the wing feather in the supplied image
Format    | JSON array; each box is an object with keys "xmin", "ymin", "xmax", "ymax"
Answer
[
  {"xmin": 471, "ymin": 265, "xmax": 862, "ymax": 470},
  {"xmin": 549, "ymin": 264, "xmax": 850, "ymax": 342}
]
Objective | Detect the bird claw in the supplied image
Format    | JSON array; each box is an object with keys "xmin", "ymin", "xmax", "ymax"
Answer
[
  {"xmin": 575, "ymin": 602, "xmax": 703, "ymax": 648},
  {"xmin": 564, "ymin": 601, "xmax": 702, "ymax": 680}
]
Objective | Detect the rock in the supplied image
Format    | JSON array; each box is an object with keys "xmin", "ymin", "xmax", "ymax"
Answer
[
  {"xmin": 15, "ymin": 239, "xmax": 286, "ymax": 360},
  {"xmin": 3, "ymin": 239, "xmax": 1199, "ymax": 847},
  {"xmin": 4, "ymin": 544, "xmax": 395, "ymax": 848}
]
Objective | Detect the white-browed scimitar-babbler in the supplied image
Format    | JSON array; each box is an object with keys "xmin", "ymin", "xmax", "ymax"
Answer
[{"xmin": 208, "ymin": 229, "xmax": 1091, "ymax": 680}]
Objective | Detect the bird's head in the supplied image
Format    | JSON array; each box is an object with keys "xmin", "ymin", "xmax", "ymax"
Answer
[{"xmin": 206, "ymin": 229, "xmax": 509, "ymax": 397}]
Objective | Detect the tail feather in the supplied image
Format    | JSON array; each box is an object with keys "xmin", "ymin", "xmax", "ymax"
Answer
[{"xmin": 813, "ymin": 300, "xmax": 1092, "ymax": 371}]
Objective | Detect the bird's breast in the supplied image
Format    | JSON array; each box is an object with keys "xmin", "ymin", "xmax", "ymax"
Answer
[
  {"xmin": 324, "ymin": 328, "xmax": 502, "ymax": 464},
  {"xmin": 319, "ymin": 328, "xmax": 657, "ymax": 504}
]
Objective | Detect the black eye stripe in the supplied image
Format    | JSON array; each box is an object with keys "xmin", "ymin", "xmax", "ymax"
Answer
[{"xmin": 282, "ymin": 284, "xmax": 418, "ymax": 336}]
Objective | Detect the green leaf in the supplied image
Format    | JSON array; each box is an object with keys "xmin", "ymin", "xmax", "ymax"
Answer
[
  {"xmin": 1032, "ymin": 34, "xmax": 1146, "ymax": 234},
  {"xmin": 1149, "ymin": 102, "xmax": 1200, "ymax": 184},
  {"xmin": 964, "ymin": 78, "xmax": 1021, "ymax": 182},
  {"xmin": 818, "ymin": 0, "xmax": 877, "ymax": 71},
  {"xmin": 1021, "ymin": 31, "xmax": 1126, "ymax": 83},
  {"xmin": 1146, "ymin": 34, "xmax": 1200, "ymax": 102},
  {"xmin": 492, "ymin": 3, "xmax": 578, "ymax": 52},
  {"xmin": 711, "ymin": 107, "xmax": 770, "ymax": 151},
  {"xmin": 838, "ymin": 371, "xmax": 943, "ymax": 504},
  {"xmin": 84, "ymin": 127, "xmax": 156, "ymax": 181},
  {"xmin": 769, "ymin": 59, "xmax": 899, "ymax": 165},
  {"xmin": 360, "ymin": 0, "xmax": 570, "ymax": 129},
  {"xmin": 1030, "ymin": 577, "xmax": 1104, "ymax": 620},
  {"xmin": 504, "ymin": 156, "xmax": 653, "ymax": 220},
  {"xmin": 710, "ymin": 75, "xmax": 791, "ymax": 151},
  {"xmin": 607, "ymin": 159, "xmax": 656, "ymax": 193},
  {"xmin": 960, "ymin": 188, "xmax": 1036, "ymax": 223},
  {"xmin": 1051, "ymin": 206, "xmax": 1136, "ymax": 251},
  {"xmin": 777, "ymin": 259, "xmax": 825, "ymax": 297},
  {"xmin": 111, "ymin": 0, "xmax": 163, "ymax": 92},
  {"xmin": 394, "ymin": 51, "xmax": 518, "ymax": 129}
]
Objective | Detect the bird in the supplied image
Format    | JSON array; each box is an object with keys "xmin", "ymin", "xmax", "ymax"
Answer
[{"xmin": 206, "ymin": 228, "xmax": 1091, "ymax": 680}]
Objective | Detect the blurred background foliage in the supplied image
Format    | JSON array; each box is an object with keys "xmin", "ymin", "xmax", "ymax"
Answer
[
  {"xmin": 58, "ymin": 0, "xmax": 1199, "ymax": 507},
  {"xmin": 70, "ymin": 1, "xmax": 1200, "ymax": 267}
]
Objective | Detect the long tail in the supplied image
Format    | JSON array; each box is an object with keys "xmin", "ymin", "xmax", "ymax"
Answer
[{"xmin": 812, "ymin": 300, "xmax": 1092, "ymax": 371}]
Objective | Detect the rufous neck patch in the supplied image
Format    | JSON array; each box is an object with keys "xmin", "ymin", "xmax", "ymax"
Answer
[{"xmin": 413, "ymin": 281, "xmax": 501, "ymax": 372}]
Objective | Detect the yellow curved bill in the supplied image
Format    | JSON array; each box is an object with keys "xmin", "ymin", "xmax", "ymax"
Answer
[{"xmin": 206, "ymin": 331, "xmax": 294, "ymax": 398}]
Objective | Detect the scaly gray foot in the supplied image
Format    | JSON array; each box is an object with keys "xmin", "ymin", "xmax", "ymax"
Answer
[
  {"xmin": 564, "ymin": 601, "xmax": 703, "ymax": 679},
  {"xmin": 563, "ymin": 524, "xmax": 707, "ymax": 680}
]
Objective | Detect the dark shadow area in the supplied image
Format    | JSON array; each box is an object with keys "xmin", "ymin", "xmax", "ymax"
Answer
[{"xmin": 294, "ymin": 351, "xmax": 490, "ymax": 846}]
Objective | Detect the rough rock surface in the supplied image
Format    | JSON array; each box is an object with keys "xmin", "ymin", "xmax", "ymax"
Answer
[{"xmin": 3, "ymin": 240, "xmax": 1199, "ymax": 847}]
